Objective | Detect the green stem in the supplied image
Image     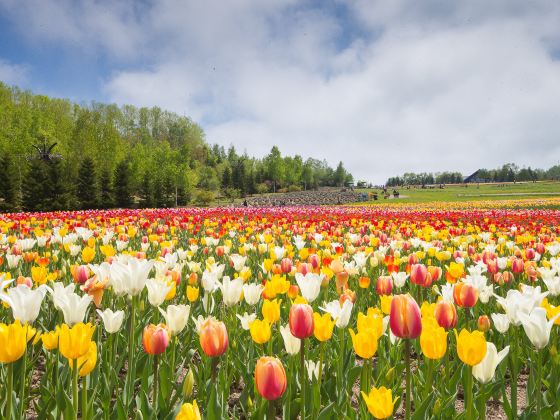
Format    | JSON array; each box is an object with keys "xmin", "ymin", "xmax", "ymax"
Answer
[
  {"xmin": 404, "ymin": 339, "xmax": 411, "ymax": 420},
  {"xmin": 82, "ymin": 376, "xmax": 88, "ymax": 419},
  {"xmin": 127, "ymin": 295, "xmax": 136, "ymax": 405},
  {"xmin": 72, "ymin": 359, "xmax": 79, "ymax": 420},
  {"xmin": 510, "ymin": 330, "xmax": 517, "ymax": 420},
  {"xmin": 465, "ymin": 365, "xmax": 473, "ymax": 420},
  {"xmin": 268, "ymin": 398, "xmax": 275, "ymax": 420},
  {"xmin": 300, "ymin": 339, "xmax": 306, "ymax": 420},
  {"xmin": 317, "ymin": 342, "xmax": 324, "ymax": 415},
  {"xmin": 424, "ymin": 357, "xmax": 433, "ymax": 399},
  {"xmin": 153, "ymin": 355, "xmax": 159, "ymax": 413},
  {"xmin": 536, "ymin": 350, "xmax": 542, "ymax": 416},
  {"xmin": 19, "ymin": 338, "xmax": 27, "ymax": 418},
  {"xmin": 6, "ymin": 362, "xmax": 13, "ymax": 420}
]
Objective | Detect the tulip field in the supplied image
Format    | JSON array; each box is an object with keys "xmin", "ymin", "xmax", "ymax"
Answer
[{"xmin": 1, "ymin": 205, "xmax": 560, "ymax": 420}]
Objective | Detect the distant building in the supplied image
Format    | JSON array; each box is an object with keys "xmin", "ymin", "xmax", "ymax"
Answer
[{"xmin": 463, "ymin": 170, "xmax": 489, "ymax": 183}]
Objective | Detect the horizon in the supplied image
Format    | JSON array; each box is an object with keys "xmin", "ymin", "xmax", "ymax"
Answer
[{"xmin": 1, "ymin": 1, "xmax": 560, "ymax": 183}]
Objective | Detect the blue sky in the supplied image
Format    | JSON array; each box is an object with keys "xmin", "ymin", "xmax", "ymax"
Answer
[{"xmin": 1, "ymin": 0, "xmax": 560, "ymax": 182}]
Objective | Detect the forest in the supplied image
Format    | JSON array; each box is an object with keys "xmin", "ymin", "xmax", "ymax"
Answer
[{"xmin": 0, "ymin": 82, "xmax": 353, "ymax": 211}]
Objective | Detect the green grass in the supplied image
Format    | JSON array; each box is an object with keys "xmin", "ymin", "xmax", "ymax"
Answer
[{"xmin": 356, "ymin": 181, "xmax": 560, "ymax": 204}]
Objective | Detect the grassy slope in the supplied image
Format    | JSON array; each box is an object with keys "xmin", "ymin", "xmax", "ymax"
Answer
[{"xmin": 356, "ymin": 181, "xmax": 560, "ymax": 204}]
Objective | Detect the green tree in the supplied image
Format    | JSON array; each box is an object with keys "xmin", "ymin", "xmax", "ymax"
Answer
[
  {"xmin": 99, "ymin": 169, "xmax": 114, "ymax": 209},
  {"xmin": 139, "ymin": 170, "xmax": 155, "ymax": 208},
  {"xmin": 265, "ymin": 146, "xmax": 284, "ymax": 192},
  {"xmin": 0, "ymin": 153, "xmax": 17, "ymax": 211},
  {"xmin": 76, "ymin": 157, "xmax": 99, "ymax": 209},
  {"xmin": 23, "ymin": 159, "xmax": 51, "ymax": 211},
  {"xmin": 114, "ymin": 160, "xmax": 133, "ymax": 208}
]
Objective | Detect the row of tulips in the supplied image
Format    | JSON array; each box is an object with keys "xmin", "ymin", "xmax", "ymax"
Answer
[{"xmin": 0, "ymin": 205, "xmax": 559, "ymax": 419}]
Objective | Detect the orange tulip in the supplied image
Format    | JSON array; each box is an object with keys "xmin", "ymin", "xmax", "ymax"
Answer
[
  {"xmin": 142, "ymin": 324, "xmax": 170, "ymax": 355},
  {"xmin": 199, "ymin": 318, "xmax": 228, "ymax": 357},
  {"xmin": 254, "ymin": 356, "xmax": 287, "ymax": 400},
  {"xmin": 453, "ymin": 282, "xmax": 478, "ymax": 308}
]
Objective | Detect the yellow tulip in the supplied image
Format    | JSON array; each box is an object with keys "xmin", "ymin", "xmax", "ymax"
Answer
[
  {"xmin": 357, "ymin": 308, "xmax": 384, "ymax": 339},
  {"xmin": 99, "ymin": 245, "xmax": 116, "ymax": 258},
  {"xmin": 313, "ymin": 312, "xmax": 335, "ymax": 342},
  {"xmin": 380, "ymin": 295, "xmax": 392, "ymax": 315},
  {"xmin": 349, "ymin": 328, "xmax": 378, "ymax": 359},
  {"xmin": 455, "ymin": 329, "xmax": 487, "ymax": 366},
  {"xmin": 31, "ymin": 266, "xmax": 49, "ymax": 285},
  {"xmin": 186, "ymin": 286, "xmax": 199, "ymax": 302},
  {"xmin": 82, "ymin": 246, "xmax": 96, "ymax": 263},
  {"xmin": 73, "ymin": 341, "xmax": 97, "ymax": 376},
  {"xmin": 262, "ymin": 299, "xmax": 281, "ymax": 324},
  {"xmin": 420, "ymin": 324, "xmax": 447, "ymax": 360},
  {"xmin": 42, "ymin": 329, "xmax": 60, "ymax": 350},
  {"xmin": 176, "ymin": 400, "xmax": 201, "ymax": 420},
  {"xmin": 0, "ymin": 320, "xmax": 27, "ymax": 363},
  {"xmin": 420, "ymin": 301, "xmax": 436, "ymax": 320},
  {"xmin": 249, "ymin": 319, "xmax": 271, "ymax": 344},
  {"xmin": 361, "ymin": 386, "xmax": 398, "ymax": 419},
  {"xmin": 58, "ymin": 323, "xmax": 95, "ymax": 360}
]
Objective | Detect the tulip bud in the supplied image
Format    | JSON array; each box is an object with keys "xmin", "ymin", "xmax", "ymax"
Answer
[
  {"xmin": 453, "ymin": 282, "xmax": 478, "ymax": 308},
  {"xmin": 477, "ymin": 315, "xmax": 491, "ymax": 332},
  {"xmin": 142, "ymin": 324, "xmax": 170, "ymax": 355},
  {"xmin": 287, "ymin": 285, "xmax": 299, "ymax": 300},
  {"xmin": 376, "ymin": 276, "xmax": 393, "ymax": 295},
  {"xmin": 182, "ymin": 369, "xmax": 195, "ymax": 399},
  {"xmin": 254, "ymin": 356, "xmax": 287, "ymax": 400},
  {"xmin": 385, "ymin": 366, "xmax": 395, "ymax": 383},
  {"xmin": 199, "ymin": 318, "xmax": 229, "ymax": 357},
  {"xmin": 390, "ymin": 294, "xmax": 422, "ymax": 339},
  {"xmin": 434, "ymin": 300, "xmax": 457, "ymax": 330},
  {"xmin": 289, "ymin": 303, "xmax": 314, "ymax": 339},
  {"xmin": 410, "ymin": 264, "xmax": 431, "ymax": 287},
  {"xmin": 280, "ymin": 258, "xmax": 292, "ymax": 274},
  {"xmin": 512, "ymin": 258, "xmax": 524, "ymax": 273}
]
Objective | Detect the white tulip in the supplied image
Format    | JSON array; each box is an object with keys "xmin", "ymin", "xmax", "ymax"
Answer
[
  {"xmin": 495, "ymin": 286, "xmax": 548, "ymax": 326},
  {"xmin": 320, "ymin": 299, "xmax": 353, "ymax": 328},
  {"xmin": 146, "ymin": 278, "xmax": 172, "ymax": 307},
  {"xmin": 110, "ymin": 258, "xmax": 154, "ymax": 297},
  {"xmin": 305, "ymin": 360, "xmax": 322, "ymax": 381},
  {"xmin": 159, "ymin": 304, "xmax": 190, "ymax": 336},
  {"xmin": 0, "ymin": 284, "xmax": 48, "ymax": 324},
  {"xmin": 472, "ymin": 342, "xmax": 510, "ymax": 384},
  {"xmin": 280, "ymin": 324, "xmax": 301, "ymax": 355},
  {"xmin": 273, "ymin": 246, "xmax": 286, "ymax": 260},
  {"xmin": 497, "ymin": 257, "xmax": 508, "ymax": 270},
  {"xmin": 201, "ymin": 270, "xmax": 221, "ymax": 293},
  {"xmin": 543, "ymin": 276, "xmax": 560, "ymax": 296},
  {"xmin": 58, "ymin": 292, "xmax": 92, "ymax": 326},
  {"xmin": 519, "ymin": 307, "xmax": 560, "ymax": 350},
  {"xmin": 236, "ymin": 312, "xmax": 257, "ymax": 330},
  {"xmin": 491, "ymin": 313, "xmax": 510, "ymax": 334},
  {"xmin": 97, "ymin": 308, "xmax": 125, "ymax": 333},
  {"xmin": 243, "ymin": 283, "xmax": 264, "ymax": 305},
  {"xmin": 391, "ymin": 272, "xmax": 409, "ymax": 288},
  {"xmin": 295, "ymin": 272, "xmax": 322, "ymax": 303},
  {"xmin": 219, "ymin": 276, "xmax": 243, "ymax": 307},
  {"xmin": 229, "ymin": 254, "xmax": 247, "ymax": 272},
  {"xmin": 89, "ymin": 262, "xmax": 111, "ymax": 283},
  {"xmin": 48, "ymin": 282, "xmax": 76, "ymax": 310},
  {"xmin": 6, "ymin": 254, "xmax": 22, "ymax": 269}
]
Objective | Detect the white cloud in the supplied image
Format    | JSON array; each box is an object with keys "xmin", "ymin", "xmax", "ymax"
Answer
[
  {"xmin": 0, "ymin": 59, "xmax": 28, "ymax": 86},
  {"xmin": 2, "ymin": 0, "xmax": 560, "ymax": 182}
]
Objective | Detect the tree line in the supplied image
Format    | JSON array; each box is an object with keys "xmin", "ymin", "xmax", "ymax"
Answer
[
  {"xmin": 385, "ymin": 163, "xmax": 560, "ymax": 187},
  {"xmin": 0, "ymin": 82, "xmax": 353, "ymax": 212}
]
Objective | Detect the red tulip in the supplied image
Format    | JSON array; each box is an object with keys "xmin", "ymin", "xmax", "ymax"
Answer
[
  {"xmin": 390, "ymin": 294, "xmax": 422, "ymax": 339},
  {"xmin": 255, "ymin": 357, "xmax": 287, "ymax": 400},
  {"xmin": 289, "ymin": 303, "xmax": 314, "ymax": 339},
  {"xmin": 410, "ymin": 264, "xmax": 430, "ymax": 287},
  {"xmin": 512, "ymin": 258, "xmax": 524, "ymax": 274},
  {"xmin": 281, "ymin": 258, "xmax": 292, "ymax": 274},
  {"xmin": 434, "ymin": 300, "xmax": 457, "ymax": 330}
]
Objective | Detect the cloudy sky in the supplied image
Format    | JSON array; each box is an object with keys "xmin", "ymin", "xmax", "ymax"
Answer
[{"xmin": 1, "ymin": 0, "xmax": 560, "ymax": 183}]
